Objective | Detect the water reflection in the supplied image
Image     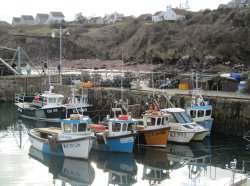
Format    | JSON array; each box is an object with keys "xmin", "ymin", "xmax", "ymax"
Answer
[
  {"xmin": 90, "ymin": 150, "xmax": 138, "ymax": 185},
  {"xmin": 135, "ymin": 147, "xmax": 170, "ymax": 185},
  {"xmin": 18, "ymin": 117, "xmax": 60, "ymax": 128},
  {"xmin": 29, "ymin": 146, "xmax": 95, "ymax": 185}
]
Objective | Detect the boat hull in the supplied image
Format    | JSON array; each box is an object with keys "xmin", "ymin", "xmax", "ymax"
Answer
[
  {"xmin": 16, "ymin": 103, "xmax": 66, "ymax": 122},
  {"xmin": 93, "ymin": 133, "xmax": 136, "ymax": 153},
  {"xmin": 168, "ymin": 130, "xmax": 195, "ymax": 144},
  {"xmin": 65, "ymin": 105, "xmax": 92, "ymax": 118},
  {"xmin": 192, "ymin": 130, "xmax": 209, "ymax": 141},
  {"xmin": 28, "ymin": 131, "xmax": 95, "ymax": 159},
  {"xmin": 196, "ymin": 119, "xmax": 213, "ymax": 136},
  {"xmin": 136, "ymin": 127, "xmax": 170, "ymax": 147}
]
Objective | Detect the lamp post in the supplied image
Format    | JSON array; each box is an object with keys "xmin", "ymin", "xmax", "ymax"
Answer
[{"xmin": 52, "ymin": 26, "xmax": 70, "ymax": 84}]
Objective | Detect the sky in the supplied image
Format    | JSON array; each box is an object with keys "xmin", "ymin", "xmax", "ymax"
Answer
[{"xmin": 0, "ymin": 0, "xmax": 230, "ymax": 23}]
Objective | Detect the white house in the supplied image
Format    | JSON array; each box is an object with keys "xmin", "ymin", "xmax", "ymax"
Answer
[
  {"xmin": 164, "ymin": 7, "xmax": 187, "ymax": 21},
  {"xmin": 88, "ymin": 17, "xmax": 103, "ymax": 25},
  {"xmin": 47, "ymin": 12, "xmax": 65, "ymax": 24},
  {"xmin": 232, "ymin": 0, "xmax": 250, "ymax": 7},
  {"xmin": 12, "ymin": 17, "xmax": 21, "ymax": 26},
  {"xmin": 152, "ymin": 11, "xmax": 164, "ymax": 22},
  {"xmin": 103, "ymin": 12, "xmax": 123, "ymax": 24},
  {"xmin": 219, "ymin": 0, "xmax": 250, "ymax": 9},
  {"xmin": 20, "ymin": 15, "xmax": 35, "ymax": 25},
  {"xmin": 35, "ymin": 14, "xmax": 49, "ymax": 25}
]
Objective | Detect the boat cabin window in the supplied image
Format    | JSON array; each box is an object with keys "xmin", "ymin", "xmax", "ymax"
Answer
[
  {"xmin": 127, "ymin": 123, "xmax": 133, "ymax": 131},
  {"xmin": 169, "ymin": 114, "xmax": 177, "ymax": 122},
  {"xmin": 78, "ymin": 123, "xmax": 87, "ymax": 132},
  {"xmin": 183, "ymin": 124, "xmax": 194, "ymax": 129},
  {"xmin": 163, "ymin": 117, "xmax": 168, "ymax": 125},
  {"xmin": 63, "ymin": 123, "xmax": 72, "ymax": 133},
  {"xmin": 48, "ymin": 97, "xmax": 57, "ymax": 103},
  {"xmin": 72, "ymin": 124, "xmax": 77, "ymax": 132},
  {"xmin": 122, "ymin": 123, "xmax": 127, "ymax": 131},
  {"xmin": 157, "ymin": 118, "xmax": 162, "ymax": 125},
  {"xmin": 197, "ymin": 110, "xmax": 204, "ymax": 117},
  {"xmin": 146, "ymin": 117, "xmax": 155, "ymax": 126},
  {"xmin": 112, "ymin": 123, "xmax": 121, "ymax": 132},
  {"xmin": 172, "ymin": 112, "xmax": 193, "ymax": 124},
  {"xmin": 189, "ymin": 110, "xmax": 196, "ymax": 118},
  {"xmin": 205, "ymin": 110, "xmax": 211, "ymax": 116}
]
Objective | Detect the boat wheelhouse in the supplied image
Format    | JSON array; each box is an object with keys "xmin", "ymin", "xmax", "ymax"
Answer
[
  {"xmin": 186, "ymin": 89, "xmax": 213, "ymax": 136},
  {"xmin": 64, "ymin": 87, "xmax": 92, "ymax": 117}
]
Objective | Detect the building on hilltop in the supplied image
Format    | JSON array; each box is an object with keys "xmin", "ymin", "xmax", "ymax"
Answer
[
  {"xmin": 20, "ymin": 15, "xmax": 35, "ymax": 25},
  {"xmin": 47, "ymin": 11, "xmax": 65, "ymax": 24},
  {"xmin": 103, "ymin": 12, "xmax": 123, "ymax": 24},
  {"xmin": 88, "ymin": 17, "xmax": 103, "ymax": 25},
  {"xmin": 12, "ymin": 17, "xmax": 21, "ymax": 26},
  {"xmin": 218, "ymin": 0, "xmax": 250, "ymax": 9},
  {"xmin": 152, "ymin": 11, "xmax": 164, "ymax": 22},
  {"xmin": 35, "ymin": 14, "xmax": 49, "ymax": 25},
  {"xmin": 138, "ymin": 13, "xmax": 152, "ymax": 22},
  {"xmin": 0, "ymin": 21, "xmax": 10, "ymax": 27},
  {"xmin": 164, "ymin": 6, "xmax": 187, "ymax": 21}
]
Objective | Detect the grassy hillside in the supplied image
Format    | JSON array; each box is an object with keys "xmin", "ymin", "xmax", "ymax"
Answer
[{"xmin": 0, "ymin": 8, "xmax": 250, "ymax": 73}]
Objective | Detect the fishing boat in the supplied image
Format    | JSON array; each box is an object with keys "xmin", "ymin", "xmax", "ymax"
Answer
[
  {"xmin": 161, "ymin": 108, "xmax": 209, "ymax": 143},
  {"xmin": 64, "ymin": 87, "xmax": 92, "ymax": 118},
  {"xmin": 29, "ymin": 146, "xmax": 95, "ymax": 185},
  {"xmin": 91, "ymin": 100, "xmax": 138, "ymax": 153},
  {"xmin": 135, "ymin": 100, "xmax": 170, "ymax": 148},
  {"xmin": 15, "ymin": 86, "xmax": 66, "ymax": 122},
  {"xmin": 28, "ymin": 114, "xmax": 95, "ymax": 159},
  {"xmin": 185, "ymin": 72, "xmax": 213, "ymax": 136}
]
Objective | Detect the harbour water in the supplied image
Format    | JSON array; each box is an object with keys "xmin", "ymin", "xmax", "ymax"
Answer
[{"xmin": 0, "ymin": 102, "xmax": 250, "ymax": 186}]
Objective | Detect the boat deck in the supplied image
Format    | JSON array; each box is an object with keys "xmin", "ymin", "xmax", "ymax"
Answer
[{"xmin": 34, "ymin": 127, "xmax": 61, "ymax": 136}]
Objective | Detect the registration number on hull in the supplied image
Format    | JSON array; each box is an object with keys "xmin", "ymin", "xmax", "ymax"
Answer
[{"xmin": 120, "ymin": 137, "xmax": 134, "ymax": 143}]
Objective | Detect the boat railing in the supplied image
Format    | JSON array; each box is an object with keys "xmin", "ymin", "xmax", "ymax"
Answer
[
  {"xmin": 15, "ymin": 93, "xmax": 36, "ymax": 103},
  {"xmin": 243, "ymin": 130, "xmax": 250, "ymax": 142},
  {"xmin": 224, "ymin": 174, "xmax": 248, "ymax": 186}
]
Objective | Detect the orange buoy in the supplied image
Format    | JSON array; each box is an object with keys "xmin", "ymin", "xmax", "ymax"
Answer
[{"xmin": 118, "ymin": 115, "xmax": 129, "ymax": 120}]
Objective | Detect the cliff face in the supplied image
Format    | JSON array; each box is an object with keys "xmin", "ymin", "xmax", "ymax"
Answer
[{"xmin": 0, "ymin": 8, "xmax": 250, "ymax": 73}]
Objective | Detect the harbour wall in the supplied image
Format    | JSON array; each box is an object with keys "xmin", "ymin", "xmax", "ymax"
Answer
[{"xmin": 1, "ymin": 75, "xmax": 250, "ymax": 137}]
